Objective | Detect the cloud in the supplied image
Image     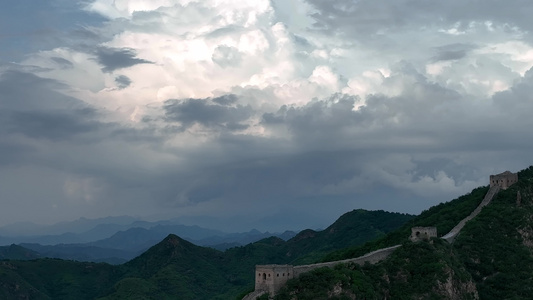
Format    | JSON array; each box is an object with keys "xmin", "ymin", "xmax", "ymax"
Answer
[
  {"xmin": 163, "ymin": 96, "xmax": 254, "ymax": 131},
  {"xmin": 304, "ymin": 0, "xmax": 533, "ymax": 36},
  {"xmin": 1, "ymin": 0, "xmax": 533, "ymax": 232},
  {"xmin": 212, "ymin": 94, "xmax": 238, "ymax": 106},
  {"xmin": 94, "ymin": 46, "xmax": 152, "ymax": 72},
  {"xmin": 0, "ymin": 70, "xmax": 78, "ymax": 110},
  {"xmin": 1, "ymin": 109, "xmax": 102, "ymax": 141},
  {"xmin": 211, "ymin": 45, "xmax": 243, "ymax": 68},
  {"xmin": 50, "ymin": 57, "xmax": 74, "ymax": 68},
  {"xmin": 431, "ymin": 43, "xmax": 477, "ymax": 62},
  {"xmin": 115, "ymin": 75, "xmax": 132, "ymax": 89}
]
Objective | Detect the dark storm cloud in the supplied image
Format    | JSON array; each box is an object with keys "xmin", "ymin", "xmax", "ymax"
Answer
[
  {"xmin": 115, "ymin": 75, "xmax": 132, "ymax": 89},
  {"xmin": 0, "ymin": 68, "xmax": 163, "ymax": 197},
  {"xmin": 0, "ymin": 69, "xmax": 105, "ymax": 185},
  {"xmin": 95, "ymin": 47, "xmax": 153, "ymax": 72},
  {"xmin": 171, "ymin": 91, "xmax": 516, "ymax": 222},
  {"xmin": 212, "ymin": 94, "xmax": 238, "ymax": 106},
  {"xmin": 0, "ymin": 70, "xmax": 72, "ymax": 109},
  {"xmin": 0, "ymin": 69, "xmax": 111, "ymax": 143},
  {"xmin": 251, "ymin": 68, "xmax": 533, "ymax": 201},
  {"xmin": 0, "ymin": 109, "xmax": 102, "ymax": 141},
  {"xmin": 161, "ymin": 149, "xmax": 367, "ymax": 214},
  {"xmin": 163, "ymin": 96, "xmax": 253, "ymax": 130},
  {"xmin": 431, "ymin": 44, "xmax": 477, "ymax": 62},
  {"xmin": 4, "ymin": 0, "xmax": 533, "ymax": 232},
  {"xmin": 304, "ymin": 0, "xmax": 533, "ymax": 38},
  {"xmin": 291, "ymin": 34, "xmax": 312, "ymax": 47},
  {"xmin": 492, "ymin": 68, "xmax": 533, "ymax": 114},
  {"xmin": 0, "ymin": 0, "xmax": 106, "ymax": 62},
  {"xmin": 0, "ymin": 142, "xmax": 36, "ymax": 167}
]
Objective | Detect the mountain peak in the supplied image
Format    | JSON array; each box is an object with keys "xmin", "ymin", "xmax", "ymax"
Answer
[{"xmin": 163, "ymin": 234, "xmax": 181, "ymax": 247}]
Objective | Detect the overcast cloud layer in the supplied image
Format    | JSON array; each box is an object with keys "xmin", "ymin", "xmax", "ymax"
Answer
[{"xmin": 1, "ymin": 0, "xmax": 532, "ymax": 231}]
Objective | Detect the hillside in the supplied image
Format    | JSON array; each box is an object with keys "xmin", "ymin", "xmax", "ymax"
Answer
[
  {"xmin": 0, "ymin": 209, "xmax": 411, "ymax": 299},
  {"xmin": 0, "ymin": 259, "xmax": 119, "ymax": 300},
  {"xmin": 0, "ymin": 244, "xmax": 40, "ymax": 260},
  {"xmin": 101, "ymin": 235, "xmax": 234, "ymax": 299},
  {"xmin": 322, "ymin": 185, "xmax": 489, "ymax": 262},
  {"xmin": 261, "ymin": 209, "xmax": 413, "ymax": 265},
  {"xmin": 7, "ymin": 166, "xmax": 531, "ymax": 300},
  {"xmin": 269, "ymin": 167, "xmax": 533, "ymax": 299},
  {"xmin": 274, "ymin": 239, "xmax": 478, "ymax": 299},
  {"xmin": 453, "ymin": 167, "xmax": 533, "ymax": 299}
]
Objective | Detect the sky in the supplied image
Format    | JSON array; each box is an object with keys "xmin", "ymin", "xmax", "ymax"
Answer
[{"xmin": 1, "ymin": 0, "xmax": 533, "ymax": 232}]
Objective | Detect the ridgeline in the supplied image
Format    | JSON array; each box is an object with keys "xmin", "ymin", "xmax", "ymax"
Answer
[
  {"xmin": 2, "ymin": 167, "xmax": 533, "ymax": 299},
  {"xmin": 268, "ymin": 167, "xmax": 533, "ymax": 299},
  {"xmin": 0, "ymin": 210, "xmax": 412, "ymax": 299}
]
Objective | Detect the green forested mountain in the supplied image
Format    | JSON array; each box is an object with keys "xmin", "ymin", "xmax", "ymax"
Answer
[
  {"xmin": 4, "ymin": 166, "xmax": 532, "ymax": 300},
  {"xmin": 274, "ymin": 239, "xmax": 478, "ymax": 300},
  {"xmin": 225, "ymin": 209, "xmax": 414, "ymax": 268},
  {"xmin": 0, "ymin": 209, "xmax": 412, "ymax": 299},
  {"xmin": 454, "ymin": 167, "xmax": 533, "ymax": 299},
  {"xmin": 322, "ymin": 185, "xmax": 489, "ymax": 262},
  {"xmin": 0, "ymin": 244, "xmax": 40, "ymax": 260},
  {"xmin": 272, "ymin": 166, "xmax": 533, "ymax": 299}
]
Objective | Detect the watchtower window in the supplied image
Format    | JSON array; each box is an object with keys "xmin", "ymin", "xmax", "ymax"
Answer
[{"xmin": 262, "ymin": 273, "xmax": 266, "ymax": 280}]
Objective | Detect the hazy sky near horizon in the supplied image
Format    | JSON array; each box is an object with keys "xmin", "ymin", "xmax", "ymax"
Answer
[{"xmin": 1, "ymin": 0, "xmax": 533, "ymax": 232}]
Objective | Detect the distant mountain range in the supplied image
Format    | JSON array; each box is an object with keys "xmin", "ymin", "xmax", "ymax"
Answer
[
  {"xmin": 0, "ymin": 208, "xmax": 413, "ymax": 299},
  {"xmin": 0, "ymin": 218, "xmax": 299, "ymax": 264},
  {"xmin": 0, "ymin": 216, "xmax": 140, "ymax": 237},
  {"xmin": 5, "ymin": 167, "xmax": 531, "ymax": 299}
]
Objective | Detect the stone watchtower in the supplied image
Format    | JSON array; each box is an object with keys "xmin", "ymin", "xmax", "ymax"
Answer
[
  {"xmin": 490, "ymin": 171, "xmax": 518, "ymax": 190},
  {"xmin": 410, "ymin": 227, "xmax": 437, "ymax": 242},
  {"xmin": 255, "ymin": 264, "xmax": 294, "ymax": 296}
]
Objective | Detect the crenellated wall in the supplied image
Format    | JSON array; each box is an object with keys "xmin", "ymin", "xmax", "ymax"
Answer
[
  {"xmin": 292, "ymin": 245, "xmax": 401, "ymax": 277},
  {"xmin": 244, "ymin": 172, "xmax": 511, "ymax": 299},
  {"xmin": 442, "ymin": 185, "xmax": 500, "ymax": 243},
  {"xmin": 252, "ymin": 245, "xmax": 401, "ymax": 297}
]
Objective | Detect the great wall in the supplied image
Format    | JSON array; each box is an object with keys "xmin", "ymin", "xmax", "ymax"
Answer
[{"xmin": 243, "ymin": 171, "xmax": 517, "ymax": 299}]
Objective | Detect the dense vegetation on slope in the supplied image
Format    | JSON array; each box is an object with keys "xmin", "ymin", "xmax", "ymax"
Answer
[
  {"xmin": 274, "ymin": 239, "xmax": 477, "ymax": 300},
  {"xmin": 224, "ymin": 209, "xmax": 413, "ymax": 270},
  {"xmin": 454, "ymin": 166, "xmax": 533, "ymax": 299},
  {"xmin": 0, "ymin": 210, "xmax": 411, "ymax": 299},
  {"xmin": 272, "ymin": 166, "xmax": 533, "ymax": 300},
  {"xmin": 100, "ymin": 235, "xmax": 236, "ymax": 300},
  {"xmin": 323, "ymin": 185, "xmax": 489, "ymax": 262},
  {"xmin": 287, "ymin": 209, "xmax": 413, "ymax": 264},
  {"xmin": 8, "ymin": 165, "xmax": 533, "ymax": 300},
  {"xmin": 0, "ymin": 244, "xmax": 40, "ymax": 260},
  {"xmin": 0, "ymin": 259, "xmax": 119, "ymax": 300}
]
